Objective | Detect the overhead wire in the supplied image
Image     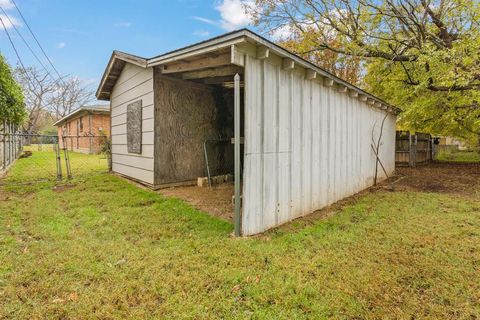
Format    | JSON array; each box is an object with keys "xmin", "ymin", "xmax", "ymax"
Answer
[
  {"xmin": 0, "ymin": 6, "xmax": 56, "ymax": 82},
  {"xmin": 10, "ymin": 0, "xmax": 67, "ymax": 86},
  {"xmin": 0, "ymin": 14, "xmax": 41, "ymax": 89}
]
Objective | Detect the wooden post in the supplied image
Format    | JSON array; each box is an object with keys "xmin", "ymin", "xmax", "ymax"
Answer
[
  {"xmin": 234, "ymin": 73, "xmax": 241, "ymax": 237},
  {"xmin": 408, "ymin": 133, "xmax": 413, "ymax": 167}
]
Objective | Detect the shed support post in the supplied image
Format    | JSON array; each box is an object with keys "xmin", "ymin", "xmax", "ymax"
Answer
[{"xmin": 234, "ymin": 73, "xmax": 241, "ymax": 236}]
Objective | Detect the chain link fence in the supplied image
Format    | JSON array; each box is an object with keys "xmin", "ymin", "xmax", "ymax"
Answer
[{"xmin": 0, "ymin": 133, "xmax": 111, "ymax": 185}]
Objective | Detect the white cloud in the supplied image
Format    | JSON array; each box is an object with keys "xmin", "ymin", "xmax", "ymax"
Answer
[
  {"xmin": 82, "ymin": 78, "xmax": 98, "ymax": 86},
  {"xmin": 0, "ymin": 14, "xmax": 21, "ymax": 29},
  {"xmin": 0, "ymin": 0, "xmax": 14, "ymax": 10},
  {"xmin": 270, "ymin": 25, "xmax": 295, "ymax": 40},
  {"xmin": 193, "ymin": 29, "xmax": 210, "ymax": 37},
  {"xmin": 215, "ymin": 0, "xmax": 253, "ymax": 31},
  {"xmin": 57, "ymin": 42, "xmax": 66, "ymax": 49},
  {"xmin": 114, "ymin": 22, "xmax": 132, "ymax": 28},
  {"xmin": 192, "ymin": 16, "xmax": 218, "ymax": 26}
]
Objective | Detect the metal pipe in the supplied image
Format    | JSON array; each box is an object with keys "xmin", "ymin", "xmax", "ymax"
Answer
[
  {"xmin": 234, "ymin": 73, "xmax": 241, "ymax": 237},
  {"xmin": 55, "ymin": 136, "xmax": 63, "ymax": 180},
  {"xmin": 203, "ymin": 138, "xmax": 230, "ymax": 188},
  {"xmin": 203, "ymin": 140, "xmax": 212, "ymax": 188}
]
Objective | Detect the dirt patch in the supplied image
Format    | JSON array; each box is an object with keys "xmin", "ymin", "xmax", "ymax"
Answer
[
  {"xmin": 159, "ymin": 183, "xmax": 234, "ymax": 221},
  {"xmin": 393, "ymin": 162, "xmax": 480, "ymax": 195},
  {"xmin": 157, "ymin": 162, "xmax": 479, "ymax": 224}
]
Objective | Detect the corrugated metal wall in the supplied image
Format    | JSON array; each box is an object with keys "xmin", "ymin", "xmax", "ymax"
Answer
[{"xmin": 242, "ymin": 56, "xmax": 396, "ymax": 235}]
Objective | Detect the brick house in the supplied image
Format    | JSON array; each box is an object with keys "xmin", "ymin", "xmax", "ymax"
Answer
[{"xmin": 54, "ymin": 105, "xmax": 110, "ymax": 154}]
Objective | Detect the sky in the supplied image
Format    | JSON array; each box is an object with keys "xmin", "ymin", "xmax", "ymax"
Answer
[{"xmin": 0, "ymin": 0, "xmax": 259, "ymax": 92}]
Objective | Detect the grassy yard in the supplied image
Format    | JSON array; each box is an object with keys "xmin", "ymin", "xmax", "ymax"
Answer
[
  {"xmin": 1, "ymin": 154, "xmax": 480, "ymax": 318},
  {"xmin": 435, "ymin": 149, "xmax": 480, "ymax": 163},
  {"xmin": 3, "ymin": 145, "xmax": 108, "ymax": 183}
]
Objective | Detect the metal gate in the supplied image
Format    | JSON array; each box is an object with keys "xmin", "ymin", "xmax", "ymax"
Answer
[{"xmin": 0, "ymin": 133, "xmax": 111, "ymax": 184}]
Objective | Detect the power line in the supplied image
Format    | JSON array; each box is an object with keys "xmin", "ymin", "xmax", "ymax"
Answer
[
  {"xmin": 0, "ymin": 6, "xmax": 52, "ymax": 78},
  {"xmin": 0, "ymin": 15, "xmax": 40, "ymax": 90},
  {"xmin": 10, "ymin": 0, "xmax": 66, "ymax": 85}
]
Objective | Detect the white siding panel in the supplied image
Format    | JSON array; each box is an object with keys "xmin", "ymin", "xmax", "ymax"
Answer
[
  {"xmin": 112, "ymin": 162, "xmax": 154, "ymax": 185},
  {"xmin": 112, "ymin": 144, "xmax": 154, "ymax": 158},
  {"xmin": 242, "ymin": 56, "xmax": 263, "ymax": 236},
  {"xmin": 111, "ymin": 79, "xmax": 153, "ymax": 108},
  {"xmin": 111, "ymin": 131, "xmax": 154, "ymax": 145},
  {"xmin": 277, "ymin": 70, "xmax": 291, "ymax": 224},
  {"xmin": 112, "ymin": 154, "xmax": 154, "ymax": 168},
  {"xmin": 262, "ymin": 62, "xmax": 278, "ymax": 229},
  {"xmin": 111, "ymin": 95, "xmax": 154, "ymax": 117},
  {"xmin": 242, "ymin": 56, "xmax": 396, "ymax": 235},
  {"xmin": 110, "ymin": 64, "xmax": 154, "ymax": 185}
]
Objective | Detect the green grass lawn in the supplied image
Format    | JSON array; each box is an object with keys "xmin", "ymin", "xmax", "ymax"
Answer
[
  {"xmin": 1, "ymin": 154, "xmax": 480, "ymax": 318},
  {"xmin": 435, "ymin": 149, "xmax": 480, "ymax": 163},
  {"xmin": 3, "ymin": 145, "xmax": 108, "ymax": 183}
]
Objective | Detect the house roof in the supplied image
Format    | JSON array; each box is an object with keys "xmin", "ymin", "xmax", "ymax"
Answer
[
  {"xmin": 53, "ymin": 104, "xmax": 110, "ymax": 126},
  {"xmin": 96, "ymin": 28, "xmax": 401, "ymax": 114}
]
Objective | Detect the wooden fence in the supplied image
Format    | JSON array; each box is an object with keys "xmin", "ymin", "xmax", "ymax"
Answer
[{"xmin": 395, "ymin": 131, "xmax": 432, "ymax": 167}]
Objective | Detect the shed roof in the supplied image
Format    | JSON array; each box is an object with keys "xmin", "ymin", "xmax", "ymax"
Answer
[
  {"xmin": 53, "ymin": 104, "xmax": 110, "ymax": 126},
  {"xmin": 96, "ymin": 28, "xmax": 400, "ymax": 114}
]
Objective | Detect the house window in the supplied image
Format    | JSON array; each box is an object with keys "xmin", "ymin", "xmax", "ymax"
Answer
[{"xmin": 79, "ymin": 117, "xmax": 84, "ymax": 132}]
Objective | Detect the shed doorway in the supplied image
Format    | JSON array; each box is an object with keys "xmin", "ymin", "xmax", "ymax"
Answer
[{"xmin": 153, "ymin": 66, "xmax": 244, "ymax": 225}]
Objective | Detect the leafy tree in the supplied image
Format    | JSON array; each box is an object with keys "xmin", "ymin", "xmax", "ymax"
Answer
[
  {"xmin": 0, "ymin": 54, "xmax": 26, "ymax": 125},
  {"xmin": 247, "ymin": 0, "xmax": 480, "ymax": 148},
  {"xmin": 279, "ymin": 29, "xmax": 364, "ymax": 85}
]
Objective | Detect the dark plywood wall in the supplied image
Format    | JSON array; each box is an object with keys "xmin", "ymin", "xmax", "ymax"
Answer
[{"xmin": 154, "ymin": 70, "xmax": 236, "ymax": 185}]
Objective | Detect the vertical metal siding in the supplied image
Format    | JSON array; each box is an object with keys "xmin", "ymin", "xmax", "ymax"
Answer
[{"xmin": 242, "ymin": 56, "xmax": 396, "ymax": 236}]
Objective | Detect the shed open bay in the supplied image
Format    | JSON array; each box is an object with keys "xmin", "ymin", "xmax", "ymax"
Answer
[{"xmin": 96, "ymin": 29, "xmax": 400, "ymax": 235}]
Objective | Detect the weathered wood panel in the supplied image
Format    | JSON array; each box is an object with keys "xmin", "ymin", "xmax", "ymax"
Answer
[
  {"xmin": 110, "ymin": 63, "xmax": 154, "ymax": 184},
  {"xmin": 127, "ymin": 100, "xmax": 142, "ymax": 154},
  {"xmin": 242, "ymin": 55, "xmax": 396, "ymax": 235},
  {"xmin": 153, "ymin": 70, "xmax": 235, "ymax": 185}
]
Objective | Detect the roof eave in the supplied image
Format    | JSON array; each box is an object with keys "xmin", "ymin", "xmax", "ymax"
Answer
[
  {"xmin": 96, "ymin": 51, "xmax": 148, "ymax": 100},
  {"xmin": 147, "ymin": 30, "xmax": 249, "ymax": 67},
  {"xmin": 240, "ymin": 30, "xmax": 401, "ymax": 114},
  {"xmin": 96, "ymin": 28, "xmax": 401, "ymax": 114},
  {"xmin": 53, "ymin": 107, "xmax": 109, "ymax": 126}
]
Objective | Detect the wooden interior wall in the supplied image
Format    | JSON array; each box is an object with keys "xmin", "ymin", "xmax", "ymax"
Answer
[{"xmin": 153, "ymin": 69, "xmax": 236, "ymax": 185}]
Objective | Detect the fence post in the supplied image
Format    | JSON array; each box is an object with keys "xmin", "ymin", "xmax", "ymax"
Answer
[
  {"xmin": 1, "ymin": 120, "xmax": 5, "ymax": 170},
  {"xmin": 8, "ymin": 123, "xmax": 12, "ymax": 165},
  {"xmin": 413, "ymin": 134, "xmax": 418, "ymax": 167},
  {"xmin": 55, "ymin": 136, "xmax": 63, "ymax": 180},
  {"xmin": 62, "ymin": 135, "xmax": 72, "ymax": 179},
  {"xmin": 408, "ymin": 133, "xmax": 413, "ymax": 167},
  {"xmin": 6, "ymin": 122, "xmax": 10, "ymax": 167}
]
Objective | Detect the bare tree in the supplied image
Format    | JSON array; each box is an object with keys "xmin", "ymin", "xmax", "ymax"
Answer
[
  {"xmin": 247, "ymin": 0, "xmax": 480, "ymax": 148},
  {"xmin": 14, "ymin": 66, "xmax": 56, "ymax": 134},
  {"xmin": 50, "ymin": 77, "xmax": 94, "ymax": 119},
  {"xmin": 14, "ymin": 66, "xmax": 95, "ymax": 134}
]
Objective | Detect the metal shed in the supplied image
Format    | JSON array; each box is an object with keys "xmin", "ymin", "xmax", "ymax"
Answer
[{"xmin": 96, "ymin": 29, "xmax": 400, "ymax": 236}]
